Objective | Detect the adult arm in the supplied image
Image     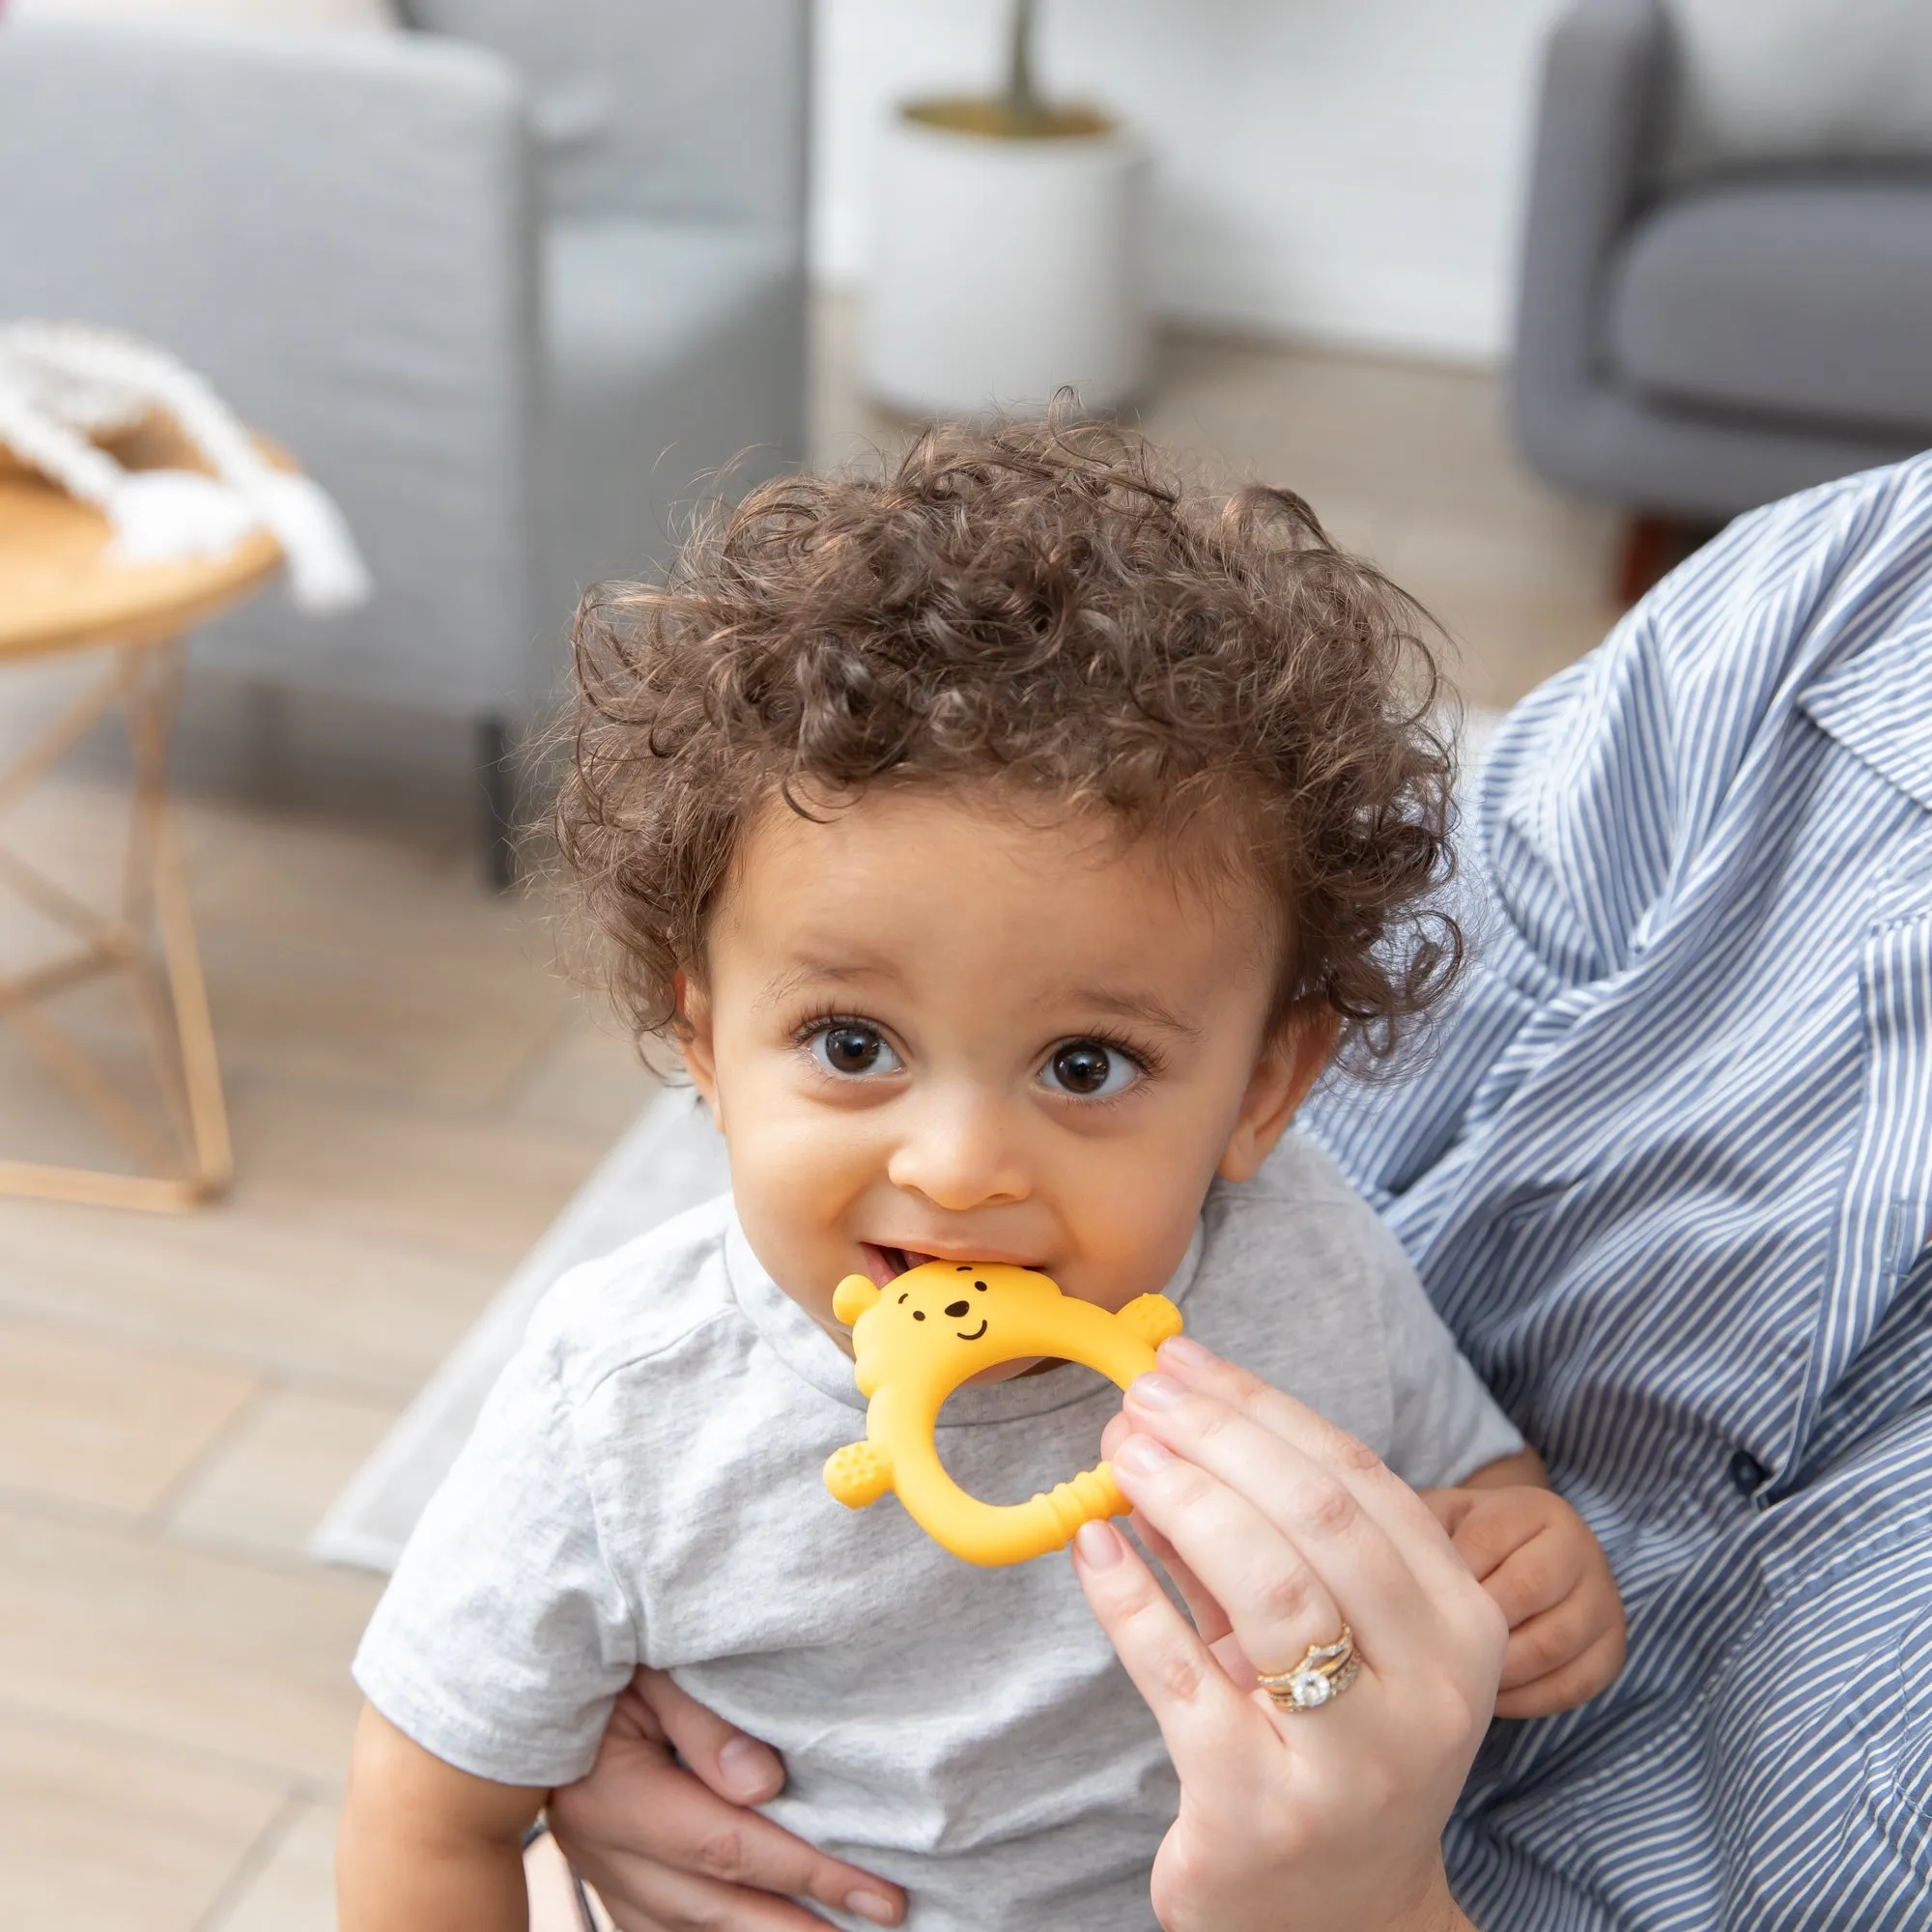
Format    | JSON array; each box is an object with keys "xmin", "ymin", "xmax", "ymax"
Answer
[
  {"xmin": 1306, "ymin": 471, "xmax": 1887, "ymax": 1215},
  {"xmin": 1303, "ymin": 612, "xmax": 1675, "ymax": 1208}
]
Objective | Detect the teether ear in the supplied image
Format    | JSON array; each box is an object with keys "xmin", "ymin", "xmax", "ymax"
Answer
[
  {"xmin": 833, "ymin": 1274, "xmax": 881, "ymax": 1324},
  {"xmin": 1116, "ymin": 1292, "xmax": 1184, "ymax": 1350},
  {"xmin": 824, "ymin": 1439, "xmax": 894, "ymax": 1508}
]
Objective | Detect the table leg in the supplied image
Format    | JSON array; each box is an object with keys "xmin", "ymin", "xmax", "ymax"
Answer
[{"xmin": 0, "ymin": 635, "xmax": 233, "ymax": 1210}]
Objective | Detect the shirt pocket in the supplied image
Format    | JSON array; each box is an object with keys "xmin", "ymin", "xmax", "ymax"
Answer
[
  {"xmin": 1862, "ymin": 1601, "xmax": 1932, "ymax": 1884},
  {"xmin": 1463, "ymin": 1507, "xmax": 1932, "ymax": 1926}
]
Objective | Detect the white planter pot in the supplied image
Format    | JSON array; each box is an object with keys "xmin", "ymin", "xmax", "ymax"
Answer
[{"xmin": 862, "ymin": 103, "xmax": 1151, "ymax": 418}]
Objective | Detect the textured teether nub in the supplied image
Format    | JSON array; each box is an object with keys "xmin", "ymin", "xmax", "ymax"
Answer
[
  {"xmin": 825, "ymin": 1440, "xmax": 893, "ymax": 1508},
  {"xmin": 1116, "ymin": 1292, "xmax": 1183, "ymax": 1350}
]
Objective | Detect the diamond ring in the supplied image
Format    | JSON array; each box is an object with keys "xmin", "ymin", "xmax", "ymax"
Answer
[{"xmin": 1257, "ymin": 1625, "xmax": 1361, "ymax": 1713}]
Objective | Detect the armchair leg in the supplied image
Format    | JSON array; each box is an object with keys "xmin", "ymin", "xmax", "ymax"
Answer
[
  {"xmin": 478, "ymin": 715, "xmax": 517, "ymax": 891},
  {"xmin": 1615, "ymin": 516, "xmax": 1718, "ymax": 608}
]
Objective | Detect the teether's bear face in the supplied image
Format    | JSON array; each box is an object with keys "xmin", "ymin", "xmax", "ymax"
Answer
[
  {"xmin": 835, "ymin": 1260, "xmax": 1065, "ymax": 1390},
  {"xmin": 881, "ymin": 1260, "xmax": 1053, "ymax": 1350},
  {"xmin": 893, "ymin": 1262, "xmax": 994, "ymax": 1342}
]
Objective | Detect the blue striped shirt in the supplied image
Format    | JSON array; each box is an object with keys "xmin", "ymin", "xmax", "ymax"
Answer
[{"xmin": 1304, "ymin": 453, "xmax": 1932, "ymax": 1930}]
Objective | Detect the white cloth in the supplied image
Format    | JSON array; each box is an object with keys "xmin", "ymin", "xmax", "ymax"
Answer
[
  {"xmin": 0, "ymin": 322, "xmax": 371, "ymax": 612},
  {"xmin": 355, "ymin": 1132, "xmax": 1521, "ymax": 1932}
]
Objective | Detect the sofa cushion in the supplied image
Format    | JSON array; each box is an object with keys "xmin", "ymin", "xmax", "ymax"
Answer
[
  {"xmin": 401, "ymin": 0, "xmax": 802, "ymax": 227},
  {"xmin": 536, "ymin": 218, "xmax": 802, "ymax": 637},
  {"xmin": 1605, "ymin": 178, "xmax": 1932, "ymax": 439},
  {"xmin": 1663, "ymin": 0, "xmax": 1932, "ymax": 183},
  {"xmin": 544, "ymin": 220, "xmax": 793, "ymax": 396}
]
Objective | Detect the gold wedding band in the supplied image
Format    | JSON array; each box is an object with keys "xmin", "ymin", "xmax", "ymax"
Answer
[{"xmin": 1257, "ymin": 1625, "xmax": 1361, "ymax": 1713}]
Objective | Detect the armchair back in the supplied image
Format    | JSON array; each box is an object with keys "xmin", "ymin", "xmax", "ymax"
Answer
[{"xmin": 402, "ymin": 0, "xmax": 808, "ymax": 234}]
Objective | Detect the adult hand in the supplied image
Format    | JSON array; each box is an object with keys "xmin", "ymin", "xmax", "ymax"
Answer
[
  {"xmin": 1075, "ymin": 1335, "xmax": 1506, "ymax": 1932},
  {"xmin": 545, "ymin": 1670, "xmax": 905, "ymax": 1930}
]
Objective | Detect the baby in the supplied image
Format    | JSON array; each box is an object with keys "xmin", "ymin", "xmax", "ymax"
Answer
[{"xmin": 338, "ymin": 421, "xmax": 1624, "ymax": 1931}]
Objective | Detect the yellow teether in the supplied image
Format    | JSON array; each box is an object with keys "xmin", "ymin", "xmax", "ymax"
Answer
[{"xmin": 822, "ymin": 1261, "xmax": 1183, "ymax": 1567}]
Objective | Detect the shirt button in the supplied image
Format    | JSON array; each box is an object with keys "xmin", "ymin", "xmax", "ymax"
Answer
[{"xmin": 1728, "ymin": 1449, "xmax": 1768, "ymax": 1498}]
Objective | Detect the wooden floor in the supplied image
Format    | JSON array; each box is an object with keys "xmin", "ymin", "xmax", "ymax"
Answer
[{"xmin": 0, "ymin": 312, "xmax": 1621, "ymax": 1931}]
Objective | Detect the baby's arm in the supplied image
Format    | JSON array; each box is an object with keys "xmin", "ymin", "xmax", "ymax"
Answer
[
  {"xmin": 1422, "ymin": 1448, "xmax": 1627, "ymax": 1719},
  {"xmin": 338, "ymin": 1701, "xmax": 548, "ymax": 1932}
]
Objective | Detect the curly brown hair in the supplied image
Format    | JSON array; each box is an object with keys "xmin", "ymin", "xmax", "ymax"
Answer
[{"xmin": 554, "ymin": 415, "xmax": 1462, "ymax": 1066}]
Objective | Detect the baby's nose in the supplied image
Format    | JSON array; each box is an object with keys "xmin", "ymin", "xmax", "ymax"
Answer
[{"xmin": 944, "ymin": 1299, "xmax": 972, "ymax": 1319}]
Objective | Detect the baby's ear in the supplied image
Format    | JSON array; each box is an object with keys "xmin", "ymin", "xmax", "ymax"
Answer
[
  {"xmin": 1218, "ymin": 1001, "xmax": 1342, "ymax": 1182},
  {"xmin": 676, "ymin": 970, "xmax": 723, "ymax": 1124},
  {"xmin": 833, "ymin": 1275, "xmax": 882, "ymax": 1324}
]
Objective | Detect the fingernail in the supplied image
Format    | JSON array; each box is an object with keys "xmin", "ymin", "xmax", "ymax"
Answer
[
  {"xmin": 1159, "ymin": 1333, "xmax": 1212, "ymax": 1368},
  {"xmin": 718, "ymin": 1734, "xmax": 779, "ymax": 1802},
  {"xmin": 1114, "ymin": 1433, "xmax": 1173, "ymax": 1475},
  {"xmin": 1074, "ymin": 1519, "xmax": 1124, "ymax": 1568},
  {"xmin": 846, "ymin": 1889, "xmax": 898, "ymax": 1925},
  {"xmin": 1128, "ymin": 1371, "xmax": 1186, "ymax": 1409}
]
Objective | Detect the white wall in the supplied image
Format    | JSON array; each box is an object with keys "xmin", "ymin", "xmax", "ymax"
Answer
[{"xmin": 813, "ymin": 0, "xmax": 1571, "ymax": 365}]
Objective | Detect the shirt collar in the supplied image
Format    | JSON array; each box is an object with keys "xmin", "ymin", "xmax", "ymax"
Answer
[{"xmin": 1800, "ymin": 617, "xmax": 1932, "ymax": 818}]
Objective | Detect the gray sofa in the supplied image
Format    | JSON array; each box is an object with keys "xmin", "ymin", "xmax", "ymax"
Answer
[
  {"xmin": 1512, "ymin": 0, "xmax": 1932, "ymax": 528},
  {"xmin": 0, "ymin": 4, "xmax": 809, "ymax": 871}
]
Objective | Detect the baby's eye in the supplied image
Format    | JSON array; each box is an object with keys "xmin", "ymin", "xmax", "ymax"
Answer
[
  {"xmin": 808, "ymin": 1021, "xmax": 902, "ymax": 1079},
  {"xmin": 1038, "ymin": 1038, "xmax": 1139, "ymax": 1099}
]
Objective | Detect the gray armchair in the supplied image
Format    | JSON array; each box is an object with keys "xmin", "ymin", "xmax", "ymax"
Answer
[
  {"xmin": 0, "ymin": 4, "xmax": 808, "ymax": 870},
  {"xmin": 1512, "ymin": 0, "xmax": 1932, "ymax": 539}
]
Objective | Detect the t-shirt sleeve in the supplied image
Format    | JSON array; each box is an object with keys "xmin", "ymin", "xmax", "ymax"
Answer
[
  {"xmin": 1365, "ymin": 1213, "xmax": 1525, "ymax": 1489},
  {"xmin": 352, "ymin": 1311, "xmax": 639, "ymax": 1787}
]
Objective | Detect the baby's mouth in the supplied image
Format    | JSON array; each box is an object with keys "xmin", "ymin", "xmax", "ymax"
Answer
[
  {"xmin": 861, "ymin": 1243, "xmax": 937, "ymax": 1287},
  {"xmin": 861, "ymin": 1243, "xmax": 1049, "ymax": 1288}
]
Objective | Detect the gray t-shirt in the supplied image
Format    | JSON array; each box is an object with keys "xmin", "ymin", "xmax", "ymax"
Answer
[{"xmin": 354, "ymin": 1132, "xmax": 1520, "ymax": 1931}]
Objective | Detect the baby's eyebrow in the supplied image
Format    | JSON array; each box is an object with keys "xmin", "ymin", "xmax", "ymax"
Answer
[
  {"xmin": 755, "ymin": 958, "xmax": 907, "ymax": 1009},
  {"xmin": 1061, "ymin": 988, "xmax": 1204, "ymax": 1040}
]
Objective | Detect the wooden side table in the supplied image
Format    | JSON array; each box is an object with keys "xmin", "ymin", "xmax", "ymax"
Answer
[{"xmin": 0, "ymin": 419, "xmax": 282, "ymax": 1210}]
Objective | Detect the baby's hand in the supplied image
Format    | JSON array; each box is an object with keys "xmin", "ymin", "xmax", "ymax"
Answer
[{"xmin": 1423, "ymin": 1484, "xmax": 1626, "ymax": 1719}]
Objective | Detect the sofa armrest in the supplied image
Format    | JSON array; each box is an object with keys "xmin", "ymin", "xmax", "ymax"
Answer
[
  {"xmin": 1510, "ymin": 0, "xmax": 1668, "ymax": 469},
  {"xmin": 0, "ymin": 18, "xmax": 540, "ymax": 710}
]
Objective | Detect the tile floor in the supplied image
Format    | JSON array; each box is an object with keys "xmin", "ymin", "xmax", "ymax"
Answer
[{"xmin": 0, "ymin": 305, "xmax": 1624, "ymax": 1931}]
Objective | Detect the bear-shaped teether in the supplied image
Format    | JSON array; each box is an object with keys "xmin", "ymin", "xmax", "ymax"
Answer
[{"xmin": 823, "ymin": 1261, "xmax": 1182, "ymax": 1566}]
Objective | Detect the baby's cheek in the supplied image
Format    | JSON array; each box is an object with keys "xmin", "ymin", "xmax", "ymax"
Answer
[
  {"xmin": 729, "ymin": 1148, "xmax": 853, "ymax": 1297},
  {"xmin": 740, "ymin": 1110, "xmax": 860, "ymax": 1210},
  {"xmin": 1066, "ymin": 1180, "xmax": 1201, "ymax": 1309}
]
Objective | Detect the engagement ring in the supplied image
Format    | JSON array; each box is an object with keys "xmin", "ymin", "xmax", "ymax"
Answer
[{"xmin": 1258, "ymin": 1625, "xmax": 1361, "ymax": 1713}]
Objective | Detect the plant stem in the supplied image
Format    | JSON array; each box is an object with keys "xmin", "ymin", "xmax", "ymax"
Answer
[{"xmin": 1005, "ymin": 0, "xmax": 1039, "ymax": 124}]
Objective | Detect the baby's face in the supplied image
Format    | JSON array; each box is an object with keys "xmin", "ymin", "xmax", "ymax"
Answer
[{"xmin": 681, "ymin": 788, "xmax": 1330, "ymax": 1366}]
